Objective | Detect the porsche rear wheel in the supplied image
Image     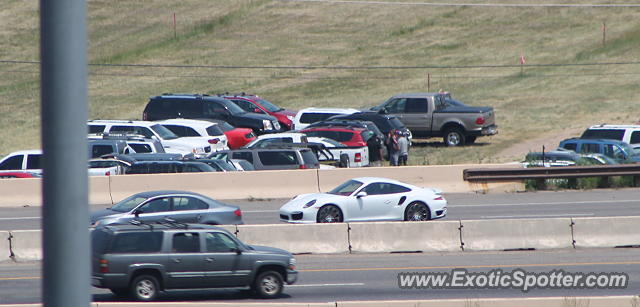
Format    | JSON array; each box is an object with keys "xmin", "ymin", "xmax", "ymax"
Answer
[
  {"xmin": 316, "ymin": 205, "xmax": 343, "ymax": 223},
  {"xmin": 404, "ymin": 202, "xmax": 431, "ymax": 221}
]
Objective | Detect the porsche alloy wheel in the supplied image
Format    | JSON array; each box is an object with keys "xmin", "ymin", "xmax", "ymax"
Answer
[
  {"xmin": 316, "ymin": 205, "xmax": 343, "ymax": 223},
  {"xmin": 405, "ymin": 202, "xmax": 431, "ymax": 221}
]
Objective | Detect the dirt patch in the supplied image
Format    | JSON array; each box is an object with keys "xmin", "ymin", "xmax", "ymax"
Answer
[{"xmin": 496, "ymin": 128, "xmax": 584, "ymax": 161}]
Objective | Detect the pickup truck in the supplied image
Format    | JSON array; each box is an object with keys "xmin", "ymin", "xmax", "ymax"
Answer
[{"xmin": 370, "ymin": 92, "xmax": 497, "ymax": 146}]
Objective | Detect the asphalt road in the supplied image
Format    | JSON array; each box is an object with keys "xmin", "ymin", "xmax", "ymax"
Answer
[
  {"xmin": 1, "ymin": 248, "xmax": 639, "ymax": 304},
  {"xmin": 1, "ymin": 188, "xmax": 639, "ymax": 230}
]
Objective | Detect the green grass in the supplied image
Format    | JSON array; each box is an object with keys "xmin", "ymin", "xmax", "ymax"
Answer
[{"xmin": 2, "ymin": 0, "xmax": 640, "ymax": 165}]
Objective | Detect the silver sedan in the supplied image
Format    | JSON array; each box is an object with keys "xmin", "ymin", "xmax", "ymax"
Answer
[{"xmin": 90, "ymin": 190, "xmax": 243, "ymax": 226}]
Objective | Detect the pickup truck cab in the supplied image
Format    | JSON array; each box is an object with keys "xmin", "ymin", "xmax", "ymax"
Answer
[{"xmin": 370, "ymin": 92, "xmax": 497, "ymax": 146}]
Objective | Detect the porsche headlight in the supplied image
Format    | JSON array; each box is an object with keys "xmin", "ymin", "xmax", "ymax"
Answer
[{"xmin": 303, "ymin": 199, "xmax": 317, "ymax": 208}]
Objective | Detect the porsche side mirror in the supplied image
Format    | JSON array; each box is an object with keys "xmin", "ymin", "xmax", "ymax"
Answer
[{"xmin": 356, "ymin": 191, "xmax": 367, "ymax": 198}]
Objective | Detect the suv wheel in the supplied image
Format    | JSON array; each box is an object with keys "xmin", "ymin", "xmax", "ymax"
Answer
[
  {"xmin": 443, "ymin": 128, "xmax": 465, "ymax": 147},
  {"xmin": 254, "ymin": 271, "xmax": 284, "ymax": 299},
  {"xmin": 130, "ymin": 274, "xmax": 159, "ymax": 301}
]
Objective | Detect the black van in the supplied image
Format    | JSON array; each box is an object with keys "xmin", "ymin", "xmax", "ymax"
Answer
[{"xmin": 143, "ymin": 94, "xmax": 282, "ymax": 134}]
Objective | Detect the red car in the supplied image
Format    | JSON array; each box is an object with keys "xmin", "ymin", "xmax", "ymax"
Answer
[
  {"xmin": 0, "ymin": 171, "xmax": 41, "ymax": 179},
  {"xmin": 301, "ymin": 126, "xmax": 374, "ymax": 147},
  {"xmin": 207, "ymin": 119, "xmax": 256, "ymax": 149},
  {"xmin": 223, "ymin": 94, "xmax": 297, "ymax": 130}
]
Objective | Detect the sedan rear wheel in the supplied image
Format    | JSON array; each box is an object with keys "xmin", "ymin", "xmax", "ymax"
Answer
[
  {"xmin": 404, "ymin": 202, "xmax": 431, "ymax": 221},
  {"xmin": 316, "ymin": 205, "xmax": 343, "ymax": 223}
]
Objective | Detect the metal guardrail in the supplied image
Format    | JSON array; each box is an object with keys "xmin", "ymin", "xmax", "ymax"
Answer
[{"xmin": 464, "ymin": 164, "xmax": 640, "ymax": 181}]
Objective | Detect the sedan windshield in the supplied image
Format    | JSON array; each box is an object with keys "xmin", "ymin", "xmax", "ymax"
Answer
[
  {"xmin": 110, "ymin": 195, "xmax": 149, "ymax": 212},
  {"xmin": 150, "ymin": 124, "xmax": 178, "ymax": 140},
  {"xmin": 328, "ymin": 179, "xmax": 363, "ymax": 196}
]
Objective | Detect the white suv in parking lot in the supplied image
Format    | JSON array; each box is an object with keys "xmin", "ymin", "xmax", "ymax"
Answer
[
  {"xmin": 154, "ymin": 119, "xmax": 229, "ymax": 152},
  {"xmin": 88, "ymin": 120, "xmax": 212, "ymax": 158},
  {"xmin": 292, "ymin": 107, "xmax": 359, "ymax": 130}
]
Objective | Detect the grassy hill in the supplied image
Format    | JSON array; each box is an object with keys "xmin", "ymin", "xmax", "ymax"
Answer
[{"xmin": 2, "ymin": 0, "xmax": 640, "ymax": 165}]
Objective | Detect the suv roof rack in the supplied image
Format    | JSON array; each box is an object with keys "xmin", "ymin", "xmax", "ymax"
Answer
[
  {"xmin": 156, "ymin": 218, "xmax": 190, "ymax": 229},
  {"xmin": 129, "ymin": 219, "xmax": 155, "ymax": 231},
  {"xmin": 99, "ymin": 132, "xmax": 151, "ymax": 141}
]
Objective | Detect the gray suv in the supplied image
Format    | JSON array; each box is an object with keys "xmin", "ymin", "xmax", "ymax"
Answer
[{"xmin": 91, "ymin": 223, "xmax": 297, "ymax": 301}]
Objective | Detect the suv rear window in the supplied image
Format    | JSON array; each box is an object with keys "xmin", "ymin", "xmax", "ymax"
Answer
[
  {"xmin": 581, "ymin": 129, "xmax": 625, "ymax": 140},
  {"xmin": 300, "ymin": 113, "xmax": 339, "ymax": 124},
  {"xmin": 110, "ymin": 232, "xmax": 163, "ymax": 253},
  {"xmin": 305, "ymin": 130, "xmax": 353, "ymax": 142},
  {"xmin": 258, "ymin": 151, "xmax": 299, "ymax": 165},
  {"xmin": 301, "ymin": 150, "xmax": 319, "ymax": 165},
  {"xmin": 206, "ymin": 125, "xmax": 224, "ymax": 136}
]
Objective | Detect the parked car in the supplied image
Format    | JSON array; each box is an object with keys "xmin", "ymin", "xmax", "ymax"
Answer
[
  {"xmin": 155, "ymin": 118, "xmax": 229, "ymax": 152},
  {"xmin": 0, "ymin": 171, "xmax": 41, "ymax": 179},
  {"xmin": 580, "ymin": 124, "xmax": 640, "ymax": 146},
  {"xmin": 87, "ymin": 120, "xmax": 212, "ymax": 158},
  {"xmin": 0, "ymin": 150, "xmax": 42, "ymax": 173},
  {"xmin": 369, "ymin": 92, "xmax": 497, "ymax": 146},
  {"xmin": 329, "ymin": 112, "xmax": 412, "ymax": 142},
  {"xmin": 90, "ymin": 190, "xmax": 243, "ymax": 227},
  {"xmin": 125, "ymin": 161, "xmax": 215, "ymax": 174},
  {"xmin": 230, "ymin": 159, "xmax": 255, "ymax": 171},
  {"xmin": 96, "ymin": 132, "xmax": 166, "ymax": 154},
  {"xmin": 91, "ymin": 223, "xmax": 296, "ymax": 301},
  {"xmin": 204, "ymin": 119, "xmax": 256, "ymax": 149},
  {"xmin": 187, "ymin": 158, "xmax": 238, "ymax": 172},
  {"xmin": 558, "ymin": 138, "xmax": 640, "ymax": 163},
  {"xmin": 301, "ymin": 126, "xmax": 373, "ymax": 148},
  {"xmin": 88, "ymin": 158, "xmax": 132, "ymax": 176},
  {"xmin": 305, "ymin": 120, "xmax": 387, "ymax": 162},
  {"xmin": 222, "ymin": 93, "xmax": 297, "ymax": 130},
  {"xmin": 210, "ymin": 147, "xmax": 320, "ymax": 170},
  {"xmin": 292, "ymin": 107, "xmax": 359, "ymax": 130},
  {"xmin": 279, "ymin": 177, "xmax": 447, "ymax": 223},
  {"xmin": 522, "ymin": 150, "xmax": 619, "ymax": 168},
  {"xmin": 143, "ymin": 93, "xmax": 281, "ymax": 134}
]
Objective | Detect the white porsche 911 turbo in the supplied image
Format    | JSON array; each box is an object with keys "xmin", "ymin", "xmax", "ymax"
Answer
[{"xmin": 279, "ymin": 177, "xmax": 447, "ymax": 223}]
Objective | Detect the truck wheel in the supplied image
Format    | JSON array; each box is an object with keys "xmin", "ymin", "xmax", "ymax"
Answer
[
  {"xmin": 130, "ymin": 274, "xmax": 159, "ymax": 301},
  {"xmin": 254, "ymin": 271, "xmax": 284, "ymax": 299},
  {"xmin": 444, "ymin": 128, "xmax": 466, "ymax": 147}
]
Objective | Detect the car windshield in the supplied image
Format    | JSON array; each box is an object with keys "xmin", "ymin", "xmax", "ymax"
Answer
[
  {"xmin": 256, "ymin": 98, "xmax": 282, "ymax": 112},
  {"xmin": 150, "ymin": 124, "xmax": 178, "ymax": 140},
  {"xmin": 109, "ymin": 195, "xmax": 149, "ymax": 212},
  {"xmin": 328, "ymin": 179, "xmax": 363, "ymax": 196}
]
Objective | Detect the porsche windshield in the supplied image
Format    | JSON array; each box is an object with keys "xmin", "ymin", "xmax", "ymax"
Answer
[{"xmin": 328, "ymin": 179, "xmax": 363, "ymax": 196}]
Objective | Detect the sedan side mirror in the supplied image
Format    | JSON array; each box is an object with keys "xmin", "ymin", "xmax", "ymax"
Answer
[
  {"xmin": 133, "ymin": 209, "xmax": 143, "ymax": 218},
  {"xmin": 356, "ymin": 191, "xmax": 368, "ymax": 198}
]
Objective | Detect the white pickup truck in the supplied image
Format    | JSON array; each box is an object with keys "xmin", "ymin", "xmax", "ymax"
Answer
[{"xmin": 243, "ymin": 132, "xmax": 370, "ymax": 167}]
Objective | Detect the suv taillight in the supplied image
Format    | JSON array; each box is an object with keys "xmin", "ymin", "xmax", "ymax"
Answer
[
  {"xmin": 354, "ymin": 153, "xmax": 362, "ymax": 162},
  {"xmin": 208, "ymin": 139, "xmax": 219, "ymax": 144},
  {"xmin": 299, "ymin": 164, "xmax": 307, "ymax": 169},
  {"xmin": 99, "ymin": 259, "xmax": 109, "ymax": 273},
  {"xmin": 475, "ymin": 117, "xmax": 485, "ymax": 125},
  {"xmin": 105, "ymin": 171, "xmax": 110, "ymax": 176},
  {"xmin": 234, "ymin": 209, "xmax": 242, "ymax": 217}
]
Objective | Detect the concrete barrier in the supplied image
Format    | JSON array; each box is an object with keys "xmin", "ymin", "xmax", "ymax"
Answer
[
  {"xmin": 460, "ymin": 218, "xmax": 573, "ymax": 251},
  {"xmin": 94, "ymin": 303, "xmax": 334, "ymax": 307},
  {"xmin": 348, "ymin": 221, "xmax": 461, "ymax": 253},
  {"xmin": 237, "ymin": 223, "xmax": 349, "ymax": 254},
  {"xmin": 0, "ymin": 231, "xmax": 10, "ymax": 262},
  {"xmin": 90, "ymin": 176, "xmax": 113, "ymax": 205},
  {"xmin": 336, "ymin": 296, "xmax": 639, "ymax": 307},
  {"xmin": 108, "ymin": 170, "xmax": 320, "ymax": 203},
  {"xmin": 317, "ymin": 164, "xmax": 525, "ymax": 194},
  {"xmin": 0, "ymin": 178, "xmax": 41, "ymax": 207},
  {"xmin": 573, "ymin": 216, "xmax": 640, "ymax": 248},
  {"xmin": 9, "ymin": 230, "xmax": 41, "ymax": 261}
]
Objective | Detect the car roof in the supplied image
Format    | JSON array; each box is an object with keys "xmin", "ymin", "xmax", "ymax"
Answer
[
  {"xmin": 350, "ymin": 177, "xmax": 406, "ymax": 185},
  {"xmin": 562, "ymin": 138, "xmax": 629, "ymax": 145},
  {"xmin": 2, "ymin": 149, "xmax": 42, "ymax": 156},
  {"xmin": 155, "ymin": 118, "xmax": 218, "ymax": 128},
  {"xmin": 390, "ymin": 92, "xmax": 444, "ymax": 98},
  {"xmin": 129, "ymin": 190, "xmax": 207, "ymax": 198},
  {"xmin": 298, "ymin": 107, "xmax": 359, "ymax": 113},
  {"xmin": 88, "ymin": 120, "xmax": 159, "ymax": 127},
  {"xmin": 586, "ymin": 124, "xmax": 640, "ymax": 129},
  {"xmin": 254, "ymin": 132, "xmax": 306, "ymax": 140},
  {"xmin": 302, "ymin": 126, "xmax": 367, "ymax": 132},
  {"xmin": 99, "ymin": 222, "xmax": 225, "ymax": 233}
]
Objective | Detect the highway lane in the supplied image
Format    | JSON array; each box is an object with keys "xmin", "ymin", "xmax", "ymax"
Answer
[
  {"xmin": 1, "ymin": 188, "xmax": 639, "ymax": 230},
  {"xmin": 1, "ymin": 248, "xmax": 639, "ymax": 303}
]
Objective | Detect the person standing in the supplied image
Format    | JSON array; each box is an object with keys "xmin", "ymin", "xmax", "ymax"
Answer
[
  {"xmin": 397, "ymin": 131, "xmax": 409, "ymax": 166},
  {"xmin": 387, "ymin": 129, "xmax": 400, "ymax": 166}
]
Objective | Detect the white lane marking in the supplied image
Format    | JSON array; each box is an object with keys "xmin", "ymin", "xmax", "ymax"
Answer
[
  {"xmin": 0, "ymin": 217, "xmax": 40, "ymax": 221},
  {"xmin": 481, "ymin": 213, "xmax": 595, "ymax": 219},
  {"xmin": 452, "ymin": 199, "xmax": 638, "ymax": 208},
  {"xmin": 288, "ymin": 283, "xmax": 365, "ymax": 287}
]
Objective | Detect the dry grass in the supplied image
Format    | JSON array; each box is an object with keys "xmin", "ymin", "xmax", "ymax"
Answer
[{"xmin": 2, "ymin": 0, "xmax": 640, "ymax": 165}]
